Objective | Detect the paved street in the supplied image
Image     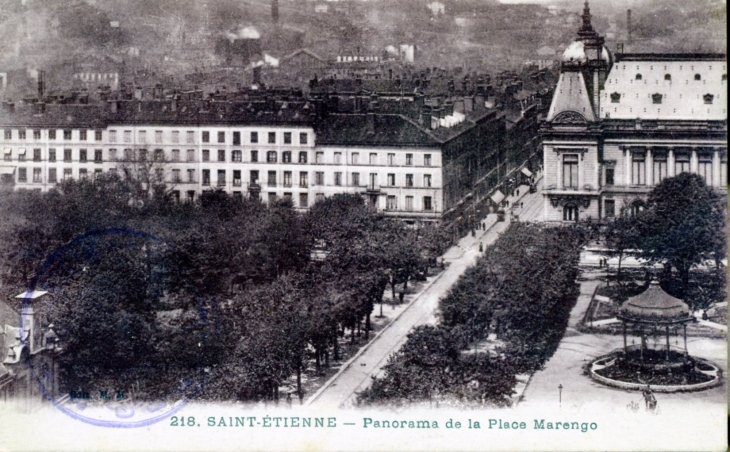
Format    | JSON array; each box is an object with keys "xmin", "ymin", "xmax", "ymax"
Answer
[{"xmin": 306, "ymin": 176, "xmax": 545, "ymax": 408}]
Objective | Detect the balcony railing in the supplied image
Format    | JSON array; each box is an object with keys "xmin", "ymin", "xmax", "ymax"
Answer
[{"xmin": 233, "ymin": 180, "xmax": 242, "ymax": 187}]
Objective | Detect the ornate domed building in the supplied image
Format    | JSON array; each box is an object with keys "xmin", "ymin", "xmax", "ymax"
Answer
[{"xmin": 540, "ymin": 2, "xmax": 726, "ymax": 223}]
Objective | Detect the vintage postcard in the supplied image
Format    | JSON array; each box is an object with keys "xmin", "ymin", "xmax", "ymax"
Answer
[{"xmin": 0, "ymin": 0, "xmax": 726, "ymax": 450}]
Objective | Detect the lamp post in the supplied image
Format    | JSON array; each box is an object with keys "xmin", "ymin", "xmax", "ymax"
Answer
[{"xmin": 558, "ymin": 384, "xmax": 563, "ymax": 407}]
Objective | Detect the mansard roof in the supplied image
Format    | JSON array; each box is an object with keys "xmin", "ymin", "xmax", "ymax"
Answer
[
  {"xmin": 546, "ymin": 71, "xmax": 596, "ymax": 123},
  {"xmin": 601, "ymin": 56, "xmax": 727, "ymax": 121},
  {"xmin": 315, "ymin": 113, "xmax": 442, "ymax": 147},
  {"xmin": 0, "ymin": 100, "xmax": 316, "ymax": 128},
  {"xmin": 615, "ymin": 53, "xmax": 726, "ymax": 62}
]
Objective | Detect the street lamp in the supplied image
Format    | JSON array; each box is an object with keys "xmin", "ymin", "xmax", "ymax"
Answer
[{"xmin": 558, "ymin": 384, "xmax": 563, "ymax": 406}]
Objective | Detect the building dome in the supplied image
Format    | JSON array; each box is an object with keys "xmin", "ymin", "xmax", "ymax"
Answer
[
  {"xmin": 601, "ymin": 45, "xmax": 613, "ymax": 66},
  {"xmin": 562, "ymin": 41, "xmax": 587, "ymax": 64}
]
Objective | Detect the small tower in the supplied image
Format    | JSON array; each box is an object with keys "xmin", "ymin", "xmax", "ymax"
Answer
[
  {"xmin": 576, "ymin": 1, "xmax": 611, "ymax": 116},
  {"xmin": 15, "ymin": 290, "xmax": 50, "ymax": 354}
]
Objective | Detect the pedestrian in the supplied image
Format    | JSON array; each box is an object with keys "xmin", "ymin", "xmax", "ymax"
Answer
[
  {"xmin": 520, "ymin": 202, "xmax": 523, "ymax": 208},
  {"xmin": 642, "ymin": 385, "xmax": 657, "ymax": 411},
  {"xmin": 286, "ymin": 393, "xmax": 292, "ymax": 408},
  {"xmin": 482, "ymin": 222, "xmax": 485, "ymax": 229}
]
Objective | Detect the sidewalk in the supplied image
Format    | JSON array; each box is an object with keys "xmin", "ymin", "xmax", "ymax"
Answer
[{"xmin": 306, "ymin": 176, "xmax": 545, "ymax": 408}]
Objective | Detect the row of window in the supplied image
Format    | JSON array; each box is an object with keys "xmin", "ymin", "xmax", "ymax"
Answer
[
  {"xmin": 3, "ymin": 129, "xmax": 103, "ymax": 141},
  {"xmin": 13, "ymin": 167, "xmax": 436, "ymax": 189},
  {"xmin": 106, "ymin": 130, "xmax": 309, "ymax": 146},
  {"xmin": 1, "ymin": 129, "xmax": 312, "ymax": 146},
  {"xmin": 630, "ymin": 73, "xmax": 710, "ymax": 81},
  {"xmin": 561, "ymin": 153, "xmax": 727, "ymax": 188},
  {"xmin": 243, "ymin": 193, "xmax": 435, "ymax": 211},
  {"xmin": 15, "ymin": 167, "xmax": 103, "ymax": 183},
  {"xmin": 626, "ymin": 154, "xmax": 726, "ymax": 186},
  {"xmin": 2, "ymin": 148, "xmax": 435, "ymax": 166},
  {"xmin": 616, "ymin": 64, "xmax": 724, "ymax": 72},
  {"xmin": 11, "ymin": 168, "xmax": 434, "ymax": 211},
  {"xmin": 202, "ymin": 170, "xmax": 434, "ymax": 188},
  {"xmin": 609, "ymin": 92, "xmax": 716, "ymax": 105},
  {"xmin": 385, "ymin": 195, "xmax": 434, "ymax": 211},
  {"xmin": 3, "ymin": 148, "xmax": 107, "ymax": 162}
]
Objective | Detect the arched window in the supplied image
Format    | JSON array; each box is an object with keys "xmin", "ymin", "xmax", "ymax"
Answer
[
  {"xmin": 635, "ymin": 74, "xmax": 643, "ymax": 80},
  {"xmin": 563, "ymin": 204, "xmax": 579, "ymax": 222},
  {"xmin": 629, "ymin": 200, "xmax": 645, "ymax": 217},
  {"xmin": 694, "ymin": 74, "xmax": 701, "ymax": 81},
  {"xmin": 664, "ymin": 74, "xmax": 671, "ymax": 81}
]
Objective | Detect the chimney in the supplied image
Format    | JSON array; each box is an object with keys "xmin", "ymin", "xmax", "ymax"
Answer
[
  {"xmin": 366, "ymin": 112, "xmax": 376, "ymax": 134},
  {"xmin": 253, "ymin": 66, "xmax": 262, "ymax": 85},
  {"xmin": 171, "ymin": 97, "xmax": 178, "ymax": 112},
  {"xmin": 464, "ymin": 96, "xmax": 473, "ymax": 112},
  {"xmin": 444, "ymin": 100, "xmax": 454, "ymax": 117},
  {"xmin": 627, "ymin": 10, "xmax": 632, "ymax": 44},
  {"xmin": 453, "ymin": 98, "xmax": 465, "ymax": 114},
  {"xmin": 431, "ymin": 107, "xmax": 441, "ymax": 129},
  {"xmin": 35, "ymin": 101, "xmax": 45, "ymax": 114},
  {"xmin": 475, "ymin": 93, "xmax": 485, "ymax": 107},
  {"xmin": 134, "ymin": 87, "xmax": 143, "ymax": 100},
  {"xmin": 272, "ymin": 0, "xmax": 279, "ymax": 22},
  {"xmin": 37, "ymin": 70, "xmax": 45, "ymax": 101},
  {"xmin": 420, "ymin": 105, "xmax": 432, "ymax": 128}
]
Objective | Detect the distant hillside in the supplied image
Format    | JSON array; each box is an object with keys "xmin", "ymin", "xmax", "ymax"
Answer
[{"xmin": 0, "ymin": 0, "xmax": 725, "ymax": 98}]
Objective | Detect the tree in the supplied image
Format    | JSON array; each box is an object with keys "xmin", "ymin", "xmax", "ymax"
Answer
[
  {"xmin": 636, "ymin": 173, "xmax": 726, "ymax": 296},
  {"xmin": 601, "ymin": 211, "xmax": 641, "ymax": 284},
  {"xmin": 50, "ymin": 234, "xmax": 164, "ymax": 393},
  {"xmin": 684, "ymin": 268, "xmax": 726, "ymax": 313}
]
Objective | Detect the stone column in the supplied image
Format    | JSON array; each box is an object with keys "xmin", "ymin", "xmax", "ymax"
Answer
[
  {"xmin": 712, "ymin": 148, "xmax": 721, "ymax": 187},
  {"xmin": 646, "ymin": 147, "xmax": 653, "ymax": 186},
  {"xmin": 578, "ymin": 151, "xmax": 583, "ymax": 189},
  {"xmin": 557, "ymin": 154, "xmax": 563, "ymax": 189},
  {"xmin": 625, "ymin": 148, "xmax": 632, "ymax": 185},
  {"xmin": 690, "ymin": 148, "xmax": 698, "ymax": 174},
  {"xmin": 668, "ymin": 148, "xmax": 676, "ymax": 177}
]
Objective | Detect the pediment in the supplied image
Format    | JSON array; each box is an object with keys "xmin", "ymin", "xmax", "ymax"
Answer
[{"xmin": 552, "ymin": 111, "xmax": 588, "ymax": 124}]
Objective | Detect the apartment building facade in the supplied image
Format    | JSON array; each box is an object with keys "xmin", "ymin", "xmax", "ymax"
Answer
[{"xmin": 0, "ymin": 101, "xmax": 452, "ymax": 223}]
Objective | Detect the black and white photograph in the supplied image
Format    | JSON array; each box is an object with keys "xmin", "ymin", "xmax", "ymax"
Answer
[{"xmin": 0, "ymin": 0, "xmax": 726, "ymax": 450}]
